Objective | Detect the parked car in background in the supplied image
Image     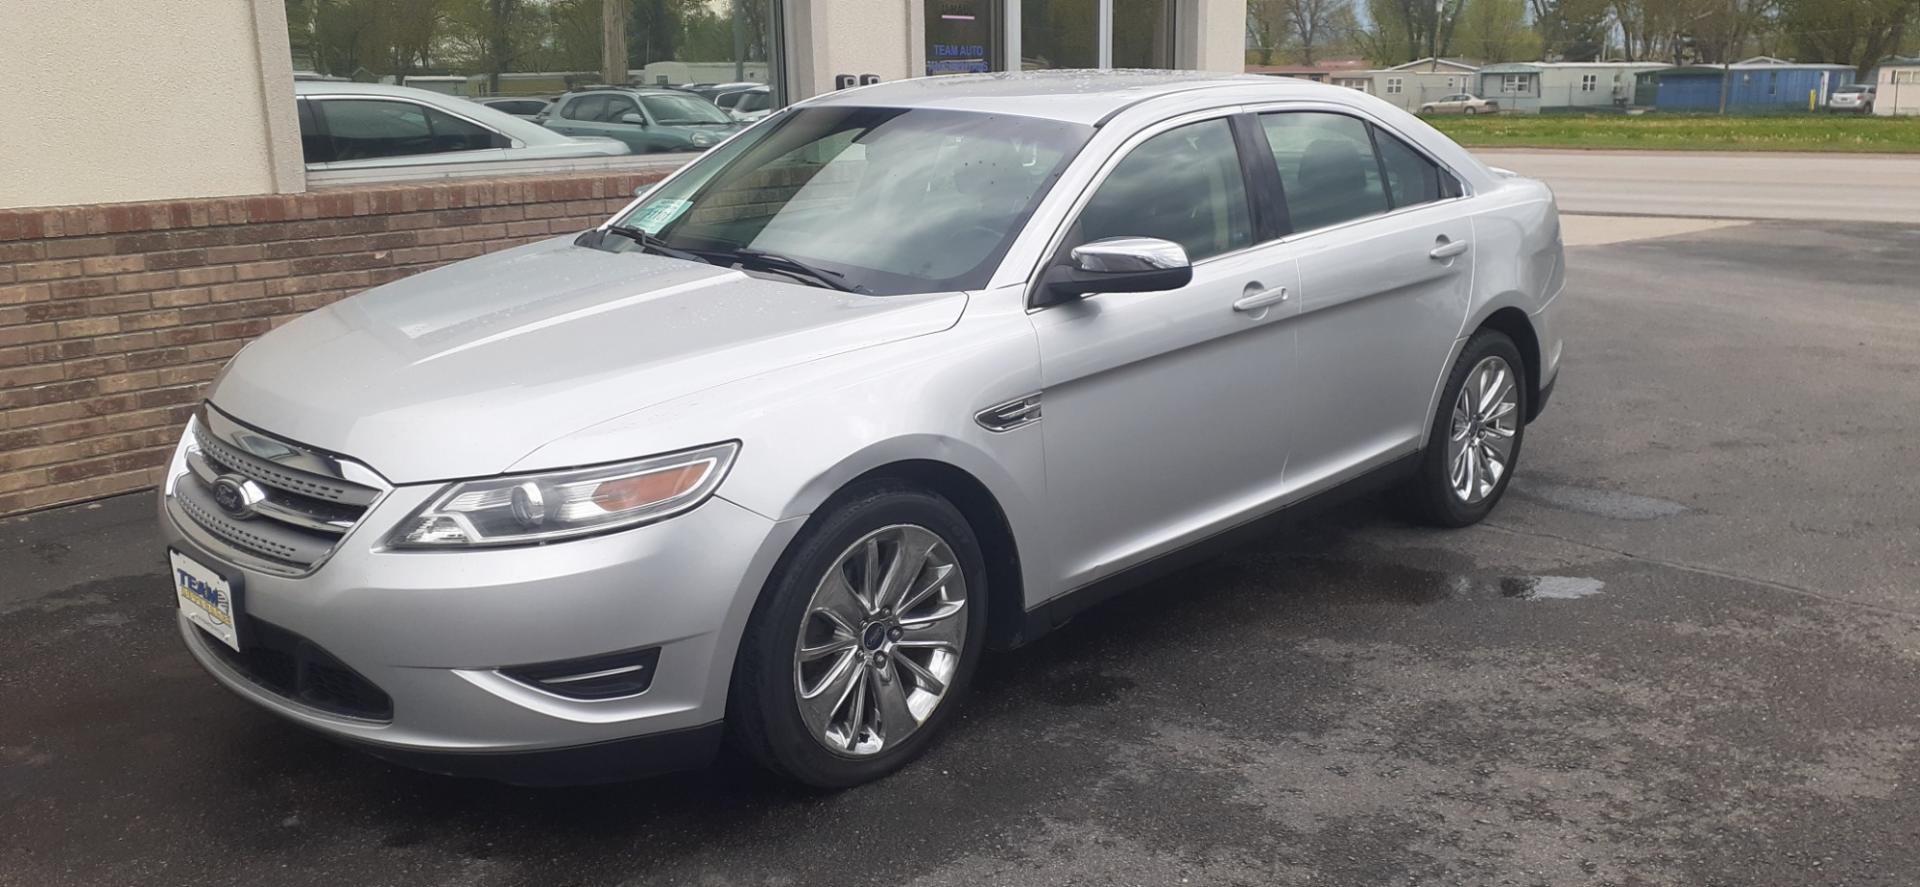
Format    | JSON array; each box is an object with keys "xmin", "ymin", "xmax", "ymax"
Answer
[
  {"xmin": 1829, "ymin": 84, "xmax": 1875, "ymax": 113},
  {"xmin": 716, "ymin": 85, "xmax": 773, "ymax": 122},
  {"xmin": 472, "ymin": 96, "xmax": 553, "ymax": 120},
  {"xmin": 1419, "ymin": 93, "xmax": 1499, "ymax": 115},
  {"xmin": 164, "ymin": 71, "xmax": 1563, "ymax": 790},
  {"xmin": 538, "ymin": 87, "xmax": 745, "ymax": 153},
  {"xmin": 295, "ymin": 82, "xmax": 628, "ymax": 170}
]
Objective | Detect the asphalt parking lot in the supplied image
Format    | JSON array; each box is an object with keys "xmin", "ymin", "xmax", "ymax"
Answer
[{"xmin": 5, "ymin": 216, "xmax": 1920, "ymax": 886}]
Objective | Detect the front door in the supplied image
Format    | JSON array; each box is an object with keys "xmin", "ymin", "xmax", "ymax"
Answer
[
  {"xmin": 1254, "ymin": 110, "xmax": 1476, "ymax": 493},
  {"xmin": 1030, "ymin": 115, "xmax": 1301, "ymax": 592}
]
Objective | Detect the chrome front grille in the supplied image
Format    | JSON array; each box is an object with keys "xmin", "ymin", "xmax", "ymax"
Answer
[{"xmin": 166, "ymin": 405, "xmax": 388, "ymax": 576}]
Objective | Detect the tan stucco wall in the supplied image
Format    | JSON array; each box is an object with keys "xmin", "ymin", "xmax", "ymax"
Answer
[
  {"xmin": 789, "ymin": 0, "xmax": 920, "ymax": 98},
  {"xmin": 0, "ymin": 0, "xmax": 303, "ymax": 210},
  {"xmin": 1186, "ymin": 0, "xmax": 1247, "ymax": 74}
]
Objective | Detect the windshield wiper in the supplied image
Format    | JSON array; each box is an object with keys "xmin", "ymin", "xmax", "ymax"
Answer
[
  {"xmin": 594, "ymin": 225, "xmax": 711, "ymax": 264},
  {"xmin": 715, "ymin": 247, "xmax": 869, "ymax": 294}
]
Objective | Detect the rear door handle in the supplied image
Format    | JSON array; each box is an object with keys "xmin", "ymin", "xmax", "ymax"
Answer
[
  {"xmin": 1429, "ymin": 238, "xmax": 1470, "ymax": 260},
  {"xmin": 1233, "ymin": 284, "xmax": 1289, "ymax": 313}
]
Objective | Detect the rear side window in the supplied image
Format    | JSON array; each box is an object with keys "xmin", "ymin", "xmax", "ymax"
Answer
[
  {"xmin": 314, "ymin": 99, "xmax": 504, "ymax": 161},
  {"xmin": 1374, "ymin": 129, "xmax": 1462, "ymax": 208},
  {"xmin": 561, "ymin": 94, "xmax": 610, "ymax": 121},
  {"xmin": 490, "ymin": 100, "xmax": 546, "ymax": 115},
  {"xmin": 1075, "ymin": 118, "xmax": 1253, "ymax": 262},
  {"xmin": 1259, "ymin": 112, "xmax": 1387, "ymax": 233}
]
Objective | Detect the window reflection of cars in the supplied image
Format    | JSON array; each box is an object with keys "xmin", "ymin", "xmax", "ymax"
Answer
[
  {"xmin": 294, "ymin": 82, "xmax": 628, "ymax": 170},
  {"xmin": 539, "ymin": 87, "xmax": 745, "ymax": 154},
  {"xmin": 716, "ymin": 86, "xmax": 774, "ymax": 122}
]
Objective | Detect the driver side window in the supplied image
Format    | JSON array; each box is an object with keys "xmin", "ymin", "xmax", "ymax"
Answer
[{"xmin": 1074, "ymin": 118, "xmax": 1253, "ymax": 263}]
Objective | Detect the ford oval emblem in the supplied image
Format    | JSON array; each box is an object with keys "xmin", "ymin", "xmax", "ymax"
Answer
[{"xmin": 211, "ymin": 475, "xmax": 257, "ymax": 519}]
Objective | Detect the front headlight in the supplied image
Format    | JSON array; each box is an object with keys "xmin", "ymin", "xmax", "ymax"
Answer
[
  {"xmin": 386, "ymin": 442, "xmax": 739, "ymax": 549},
  {"xmin": 688, "ymin": 131, "xmax": 715, "ymax": 147}
]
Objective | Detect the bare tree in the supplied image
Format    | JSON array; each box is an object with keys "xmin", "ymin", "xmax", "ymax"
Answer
[{"xmin": 1283, "ymin": 0, "xmax": 1353, "ymax": 65}]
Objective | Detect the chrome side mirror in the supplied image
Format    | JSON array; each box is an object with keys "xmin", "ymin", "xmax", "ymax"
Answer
[{"xmin": 1040, "ymin": 236, "xmax": 1193, "ymax": 304}]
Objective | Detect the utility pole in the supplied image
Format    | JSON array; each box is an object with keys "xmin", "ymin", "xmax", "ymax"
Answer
[
  {"xmin": 604, "ymin": 0, "xmax": 628, "ymax": 86},
  {"xmin": 1717, "ymin": 0, "xmax": 1733, "ymax": 114},
  {"xmin": 732, "ymin": 0, "xmax": 747, "ymax": 81}
]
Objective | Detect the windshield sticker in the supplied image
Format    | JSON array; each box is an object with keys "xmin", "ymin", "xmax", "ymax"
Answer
[{"xmin": 630, "ymin": 198, "xmax": 693, "ymax": 234}]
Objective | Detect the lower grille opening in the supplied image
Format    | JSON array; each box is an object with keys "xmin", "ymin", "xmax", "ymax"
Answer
[
  {"xmin": 203, "ymin": 617, "xmax": 393, "ymax": 721},
  {"xmin": 503, "ymin": 647, "xmax": 661, "ymax": 700}
]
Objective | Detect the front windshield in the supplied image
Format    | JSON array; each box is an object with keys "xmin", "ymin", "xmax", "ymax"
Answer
[
  {"xmin": 608, "ymin": 106, "xmax": 1092, "ymax": 295},
  {"xmin": 641, "ymin": 93, "xmax": 736, "ymax": 125}
]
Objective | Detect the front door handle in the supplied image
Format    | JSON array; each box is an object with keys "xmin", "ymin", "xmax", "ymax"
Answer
[
  {"xmin": 1429, "ymin": 238, "xmax": 1470, "ymax": 260},
  {"xmin": 1233, "ymin": 284, "xmax": 1289, "ymax": 313}
]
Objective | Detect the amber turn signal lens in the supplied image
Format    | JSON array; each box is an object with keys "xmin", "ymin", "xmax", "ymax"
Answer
[{"xmin": 591, "ymin": 464, "xmax": 709, "ymax": 513}]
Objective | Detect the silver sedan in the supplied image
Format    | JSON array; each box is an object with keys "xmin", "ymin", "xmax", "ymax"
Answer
[{"xmin": 161, "ymin": 71, "xmax": 1565, "ymax": 788}]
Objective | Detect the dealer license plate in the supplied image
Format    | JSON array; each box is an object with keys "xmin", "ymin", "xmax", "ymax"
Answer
[{"xmin": 171, "ymin": 549, "xmax": 241, "ymax": 652}]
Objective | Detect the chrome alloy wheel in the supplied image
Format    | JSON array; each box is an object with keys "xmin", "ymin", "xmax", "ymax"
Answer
[
  {"xmin": 1448, "ymin": 355, "xmax": 1520, "ymax": 504},
  {"xmin": 793, "ymin": 524, "xmax": 967, "ymax": 756}
]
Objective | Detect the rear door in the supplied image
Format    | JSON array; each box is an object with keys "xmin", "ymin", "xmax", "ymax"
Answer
[
  {"xmin": 547, "ymin": 94, "xmax": 612, "ymax": 139},
  {"xmin": 1030, "ymin": 111, "xmax": 1303, "ymax": 591},
  {"xmin": 1254, "ymin": 108, "xmax": 1475, "ymax": 494}
]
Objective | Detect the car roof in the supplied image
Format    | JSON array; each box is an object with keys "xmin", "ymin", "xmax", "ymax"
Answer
[
  {"xmin": 799, "ymin": 69, "xmax": 1321, "ymax": 126},
  {"xmin": 293, "ymin": 80, "xmax": 576, "ymax": 146}
]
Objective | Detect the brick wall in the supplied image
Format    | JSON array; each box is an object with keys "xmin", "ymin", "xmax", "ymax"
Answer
[{"xmin": 0, "ymin": 170, "xmax": 670, "ymax": 516}]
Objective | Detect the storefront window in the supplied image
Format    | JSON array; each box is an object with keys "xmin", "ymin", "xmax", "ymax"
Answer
[
  {"xmin": 284, "ymin": 0, "xmax": 782, "ymax": 152},
  {"xmin": 1110, "ymin": 0, "xmax": 1173, "ymax": 68},
  {"xmin": 1021, "ymin": 0, "xmax": 1098, "ymax": 69},
  {"xmin": 926, "ymin": 0, "xmax": 1001, "ymax": 74}
]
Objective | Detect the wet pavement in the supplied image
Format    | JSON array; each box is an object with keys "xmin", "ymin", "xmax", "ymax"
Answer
[{"xmin": 5, "ymin": 219, "xmax": 1920, "ymax": 886}]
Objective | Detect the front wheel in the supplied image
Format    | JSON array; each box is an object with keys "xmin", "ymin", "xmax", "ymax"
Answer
[
  {"xmin": 1400, "ymin": 330, "xmax": 1527, "ymax": 528},
  {"xmin": 728, "ymin": 483, "xmax": 988, "ymax": 787}
]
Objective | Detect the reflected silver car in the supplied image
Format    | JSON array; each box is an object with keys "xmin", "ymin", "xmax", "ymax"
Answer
[
  {"xmin": 161, "ymin": 71, "xmax": 1564, "ymax": 788},
  {"xmin": 295, "ymin": 81, "xmax": 628, "ymax": 171}
]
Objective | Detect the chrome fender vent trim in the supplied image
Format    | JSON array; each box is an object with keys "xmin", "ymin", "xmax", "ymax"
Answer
[{"xmin": 975, "ymin": 393, "xmax": 1043, "ymax": 433}]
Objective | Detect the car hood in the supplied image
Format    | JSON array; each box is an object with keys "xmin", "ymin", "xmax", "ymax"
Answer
[{"xmin": 210, "ymin": 237, "xmax": 966, "ymax": 483}]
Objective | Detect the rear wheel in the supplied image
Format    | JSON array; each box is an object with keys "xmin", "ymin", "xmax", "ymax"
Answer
[
  {"xmin": 728, "ymin": 483, "xmax": 987, "ymax": 787},
  {"xmin": 1401, "ymin": 330, "xmax": 1527, "ymax": 528},
  {"xmin": 1465, "ymin": 106, "xmax": 1478, "ymax": 115}
]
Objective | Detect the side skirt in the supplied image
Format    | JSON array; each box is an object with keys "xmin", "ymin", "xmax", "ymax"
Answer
[{"xmin": 1013, "ymin": 452, "xmax": 1421, "ymax": 646}]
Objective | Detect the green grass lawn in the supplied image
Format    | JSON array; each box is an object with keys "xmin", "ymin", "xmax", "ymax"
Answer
[{"xmin": 1426, "ymin": 113, "xmax": 1920, "ymax": 154}]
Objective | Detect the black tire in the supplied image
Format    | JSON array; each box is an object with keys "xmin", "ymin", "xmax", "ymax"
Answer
[
  {"xmin": 1465, "ymin": 106, "xmax": 1478, "ymax": 115},
  {"xmin": 1400, "ymin": 329, "xmax": 1528, "ymax": 528},
  {"xmin": 1420, "ymin": 105, "xmax": 1435, "ymax": 114},
  {"xmin": 727, "ymin": 481, "xmax": 989, "ymax": 788}
]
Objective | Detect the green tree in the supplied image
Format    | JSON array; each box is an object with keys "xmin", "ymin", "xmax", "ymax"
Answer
[
  {"xmin": 1456, "ymin": 0, "xmax": 1537, "ymax": 62},
  {"xmin": 1779, "ymin": 0, "xmax": 1919, "ymax": 71}
]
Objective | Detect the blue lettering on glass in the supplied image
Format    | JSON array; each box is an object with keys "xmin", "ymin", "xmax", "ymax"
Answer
[{"xmin": 932, "ymin": 43, "xmax": 984, "ymax": 58}]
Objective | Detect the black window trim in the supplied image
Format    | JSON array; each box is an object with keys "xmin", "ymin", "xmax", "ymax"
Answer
[
  {"xmin": 1025, "ymin": 109, "xmax": 1260, "ymax": 310},
  {"xmin": 1244, "ymin": 105, "xmax": 1475, "ymax": 243}
]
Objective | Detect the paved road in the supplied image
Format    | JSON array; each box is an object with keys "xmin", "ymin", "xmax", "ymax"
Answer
[
  {"xmin": 1476, "ymin": 148, "xmax": 1920, "ymax": 223},
  {"xmin": 5, "ymin": 220, "xmax": 1920, "ymax": 886}
]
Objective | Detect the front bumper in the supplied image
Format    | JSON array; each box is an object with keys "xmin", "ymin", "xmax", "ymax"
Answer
[{"xmin": 162, "ymin": 480, "xmax": 802, "ymax": 770}]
